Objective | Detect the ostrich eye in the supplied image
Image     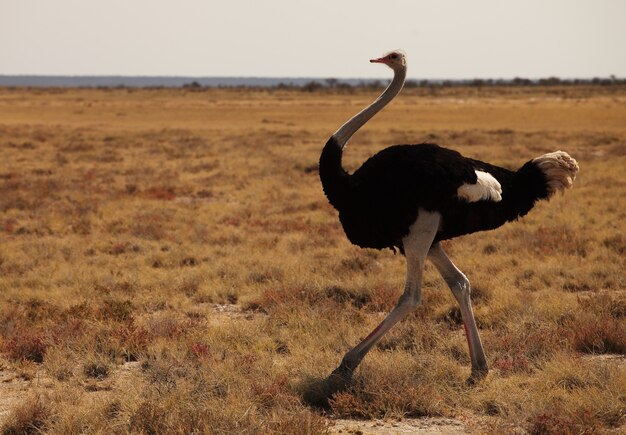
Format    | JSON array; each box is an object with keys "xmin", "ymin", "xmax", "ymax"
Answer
[{"xmin": 390, "ymin": 53, "xmax": 398, "ymax": 60}]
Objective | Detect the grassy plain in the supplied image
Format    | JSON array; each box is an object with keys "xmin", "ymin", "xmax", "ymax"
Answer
[{"xmin": 0, "ymin": 85, "xmax": 625, "ymax": 433}]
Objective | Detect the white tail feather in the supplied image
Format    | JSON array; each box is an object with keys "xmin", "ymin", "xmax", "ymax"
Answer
[
  {"xmin": 532, "ymin": 151, "xmax": 579, "ymax": 197},
  {"xmin": 457, "ymin": 170, "xmax": 502, "ymax": 203}
]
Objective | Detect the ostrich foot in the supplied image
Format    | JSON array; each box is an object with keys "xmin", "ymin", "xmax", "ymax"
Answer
[
  {"xmin": 301, "ymin": 364, "xmax": 355, "ymax": 409},
  {"xmin": 466, "ymin": 368, "xmax": 488, "ymax": 386},
  {"xmin": 325, "ymin": 364, "xmax": 354, "ymax": 395}
]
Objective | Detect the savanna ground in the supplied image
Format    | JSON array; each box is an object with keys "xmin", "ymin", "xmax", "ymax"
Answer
[{"xmin": 0, "ymin": 84, "xmax": 624, "ymax": 434}]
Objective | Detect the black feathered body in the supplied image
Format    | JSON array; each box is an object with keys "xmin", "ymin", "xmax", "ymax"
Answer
[{"xmin": 319, "ymin": 137, "xmax": 549, "ymax": 252}]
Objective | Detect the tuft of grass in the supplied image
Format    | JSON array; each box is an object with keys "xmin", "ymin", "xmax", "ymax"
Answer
[
  {"xmin": 566, "ymin": 312, "xmax": 626, "ymax": 354},
  {"xmin": 97, "ymin": 298, "xmax": 134, "ymax": 322},
  {"xmin": 1, "ymin": 395, "xmax": 51, "ymax": 435}
]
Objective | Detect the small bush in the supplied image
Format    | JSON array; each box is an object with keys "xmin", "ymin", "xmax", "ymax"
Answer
[
  {"xmin": 566, "ymin": 313, "xmax": 626, "ymax": 354},
  {"xmin": 529, "ymin": 412, "xmax": 580, "ymax": 435},
  {"xmin": 83, "ymin": 361, "xmax": 110, "ymax": 379},
  {"xmin": 114, "ymin": 319, "xmax": 151, "ymax": 361},
  {"xmin": 2, "ymin": 332, "xmax": 47, "ymax": 363}
]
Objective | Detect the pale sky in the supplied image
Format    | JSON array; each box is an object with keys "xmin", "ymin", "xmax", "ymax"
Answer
[{"xmin": 1, "ymin": 0, "xmax": 625, "ymax": 79}]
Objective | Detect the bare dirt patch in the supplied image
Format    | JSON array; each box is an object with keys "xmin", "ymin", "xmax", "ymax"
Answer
[
  {"xmin": 0, "ymin": 359, "xmax": 142, "ymax": 427},
  {"xmin": 0, "ymin": 359, "xmax": 53, "ymax": 426},
  {"xmin": 583, "ymin": 354, "xmax": 626, "ymax": 368},
  {"xmin": 330, "ymin": 417, "xmax": 469, "ymax": 434},
  {"xmin": 204, "ymin": 303, "xmax": 263, "ymax": 325}
]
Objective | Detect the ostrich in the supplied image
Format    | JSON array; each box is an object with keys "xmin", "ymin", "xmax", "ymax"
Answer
[{"xmin": 318, "ymin": 50, "xmax": 578, "ymax": 388}]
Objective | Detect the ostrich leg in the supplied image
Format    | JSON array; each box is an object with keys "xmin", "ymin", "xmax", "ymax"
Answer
[
  {"xmin": 428, "ymin": 243, "xmax": 488, "ymax": 380},
  {"xmin": 328, "ymin": 210, "xmax": 440, "ymax": 387}
]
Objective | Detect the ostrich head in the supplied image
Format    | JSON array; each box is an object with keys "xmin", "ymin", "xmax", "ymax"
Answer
[{"xmin": 370, "ymin": 50, "xmax": 406, "ymax": 70}]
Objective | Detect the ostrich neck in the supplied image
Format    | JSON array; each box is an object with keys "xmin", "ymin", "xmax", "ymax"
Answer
[
  {"xmin": 319, "ymin": 65, "xmax": 406, "ymax": 210},
  {"xmin": 333, "ymin": 66, "xmax": 406, "ymax": 148}
]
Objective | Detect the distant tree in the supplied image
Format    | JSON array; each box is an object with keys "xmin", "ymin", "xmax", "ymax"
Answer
[
  {"xmin": 325, "ymin": 78, "xmax": 338, "ymax": 88},
  {"xmin": 183, "ymin": 81, "xmax": 202, "ymax": 89},
  {"xmin": 302, "ymin": 81, "xmax": 323, "ymax": 92},
  {"xmin": 512, "ymin": 77, "xmax": 533, "ymax": 86},
  {"xmin": 538, "ymin": 77, "xmax": 561, "ymax": 86}
]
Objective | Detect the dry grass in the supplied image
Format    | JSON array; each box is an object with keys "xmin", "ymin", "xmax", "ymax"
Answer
[{"xmin": 0, "ymin": 85, "xmax": 625, "ymax": 433}]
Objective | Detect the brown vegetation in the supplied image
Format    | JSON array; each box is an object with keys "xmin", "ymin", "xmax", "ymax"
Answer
[{"xmin": 0, "ymin": 85, "xmax": 625, "ymax": 433}]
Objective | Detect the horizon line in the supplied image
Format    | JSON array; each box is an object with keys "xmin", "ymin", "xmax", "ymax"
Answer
[{"xmin": 0, "ymin": 73, "xmax": 623, "ymax": 80}]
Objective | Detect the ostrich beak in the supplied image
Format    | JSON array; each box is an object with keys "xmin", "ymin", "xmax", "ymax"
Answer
[{"xmin": 370, "ymin": 56, "xmax": 387, "ymax": 64}]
